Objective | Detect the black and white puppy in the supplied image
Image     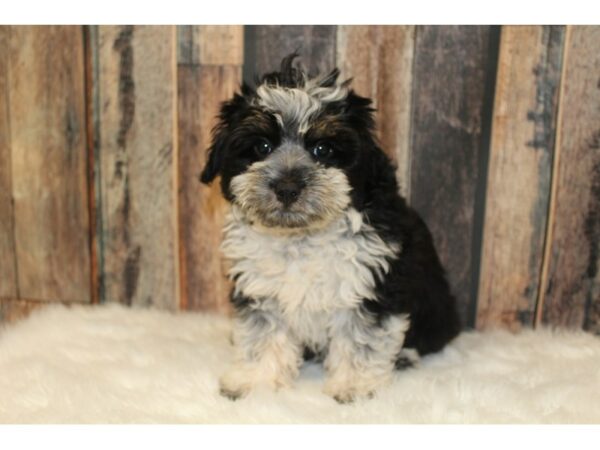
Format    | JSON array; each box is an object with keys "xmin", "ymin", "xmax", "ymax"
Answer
[{"xmin": 200, "ymin": 53, "xmax": 461, "ymax": 403}]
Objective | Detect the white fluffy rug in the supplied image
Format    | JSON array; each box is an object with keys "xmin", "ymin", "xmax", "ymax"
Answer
[{"xmin": 0, "ymin": 304, "xmax": 599, "ymax": 423}]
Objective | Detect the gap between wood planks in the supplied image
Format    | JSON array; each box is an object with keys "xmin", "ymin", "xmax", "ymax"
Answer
[{"xmin": 534, "ymin": 26, "xmax": 571, "ymax": 328}]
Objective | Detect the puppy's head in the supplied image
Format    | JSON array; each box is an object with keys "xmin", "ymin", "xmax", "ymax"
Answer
[{"xmin": 200, "ymin": 53, "xmax": 377, "ymax": 230}]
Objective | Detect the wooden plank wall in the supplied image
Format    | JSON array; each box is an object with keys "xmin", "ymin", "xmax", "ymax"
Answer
[
  {"xmin": 1, "ymin": 26, "xmax": 91, "ymax": 323},
  {"xmin": 409, "ymin": 26, "xmax": 500, "ymax": 327},
  {"xmin": 0, "ymin": 27, "xmax": 17, "ymax": 301},
  {"xmin": 0, "ymin": 25, "xmax": 599, "ymax": 333},
  {"xmin": 91, "ymin": 26, "xmax": 178, "ymax": 309},
  {"xmin": 177, "ymin": 26, "xmax": 242, "ymax": 313},
  {"xmin": 537, "ymin": 26, "xmax": 600, "ymax": 333},
  {"xmin": 10, "ymin": 26, "xmax": 91, "ymax": 303},
  {"xmin": 478, "ymin": 26, "xmax": 565, "ymax": 330}
]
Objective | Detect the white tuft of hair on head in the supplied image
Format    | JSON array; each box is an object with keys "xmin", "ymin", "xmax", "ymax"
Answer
[{"xmin": 255, "ymin": 73, "xmax": 349, "ymax": 134}]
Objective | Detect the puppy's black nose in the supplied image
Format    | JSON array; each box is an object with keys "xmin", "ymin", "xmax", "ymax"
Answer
[{"xmin": 272, "ymin": 178, "xmax": 304, "ymax": 207}]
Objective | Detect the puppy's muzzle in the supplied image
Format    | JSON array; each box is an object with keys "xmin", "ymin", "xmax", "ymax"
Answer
[{"xmin": 270, "ymin": 174, "xmax": 306, "ymax": 207}]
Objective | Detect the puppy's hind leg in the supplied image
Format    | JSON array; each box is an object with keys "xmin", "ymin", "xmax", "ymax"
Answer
[
  {"xmin": 219, "ymin": 305, "xmax": 302, "ymax": 400},
  {"xmin": 395, "ymin": 347, "xmax": 420, "ymax": 370}
]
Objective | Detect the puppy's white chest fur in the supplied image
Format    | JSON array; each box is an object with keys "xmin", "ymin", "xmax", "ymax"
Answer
[{"xmin": 221, "ymin": 207, "xmax": 399, "ymax": 346}]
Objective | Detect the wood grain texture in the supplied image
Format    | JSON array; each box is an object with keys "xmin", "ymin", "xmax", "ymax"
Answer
[
  {"xmin": 95, "ymin": 26, "xmax": 178, "ymax": 309},
  {"xmin": 178, "ymin": 66, "xmax": 239, "ymax": 313},
  {"xmin": 7, "ymin": 26, "xmax": 91, "ymax": 303},
  {"xmin": 177, "ymin": 25, "xmax": 243, "ymax": 313},
  {"xmin": 336, "ymin": 26, "xmax": 415, "ymax": 197},
  {"xmin": 85, "ymin": 25, "xmax": 100, "ymax": 305},
  {"xmin": 410, "ymin": 26, "xmax": 498, "ymax": 327},
  {"xmin": 538, "ymin": 26, "xmax": 600, "ymax": 333},
  {"xmin": 178, "ymin": 25, "xmax": 243, "ymax": 66},
  {"xmin": 245, "ymin": 26, "xmax": 337, "ymax": 80},
  {"xmin": 477, "ymin": 26, "xmax": 564, "ymax": 330},
  {"xmin": 0, "ymin": 27, "xmax": 18, "ymax": 299}
]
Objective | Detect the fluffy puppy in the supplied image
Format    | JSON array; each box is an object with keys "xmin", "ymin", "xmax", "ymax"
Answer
[{"xmin": 200, "ymin": 53, "xmax": 461, "ymax": 403}]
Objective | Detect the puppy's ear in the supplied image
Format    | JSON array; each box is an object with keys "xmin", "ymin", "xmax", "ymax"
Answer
[
  {"xmin": 199, "ymin": 151, "xmax": 220, "ymax": 184},
  {"xmin": 344, "ymin": 90, "xmax": 375, "ymax": 133},
  {"xmin": 200, "ymin": 88, "xmax": 253, "ymax": 184},
  {"xmin": 200, "ymin": 129, "xmax": 226, "ymax": 184}
]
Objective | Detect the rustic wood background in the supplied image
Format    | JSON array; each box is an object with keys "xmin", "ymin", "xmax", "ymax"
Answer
[{"xmin": 1, "ymin": 25, "xmax": 598, "ymax": 333}]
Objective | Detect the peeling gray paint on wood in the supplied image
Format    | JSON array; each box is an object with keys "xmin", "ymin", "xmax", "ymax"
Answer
[{"xmin": 477, "ymin": 26, "xmax": 565, "ymax": 330}]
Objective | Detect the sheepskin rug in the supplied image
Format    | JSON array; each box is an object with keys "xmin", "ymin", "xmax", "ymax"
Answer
[{"xmin": 0, "ymin": 304, "xmax": 599, "ymax": 424}]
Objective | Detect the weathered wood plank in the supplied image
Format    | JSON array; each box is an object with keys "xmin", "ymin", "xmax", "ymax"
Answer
[
  {"xmin": 477, "ymin": 26, "xmax": 565, "ymax": 330},
  {"xmin": 538, "ymin": 26, "xmax": 600, "ymax": 333},
  {"xmin": 178, "ymin": 25, "xmax": 243, "ymax": 313},
  {"xmin": 0, "ymin": 27, "xmax": 18, "ymax": 299},
  {"xmin": 336, "ymin": 25, "xmax": 415, "ymax": 197},
  {"xmin": 85, "ymin": 25, "xmax": 100, "ymax": 305},
  {"xmin": 178, "ymin": 65, "xmax": 239, "ymax": 313},
  {"xmin": 8, "ymin": 26, "xmax": 91, "ymax": 302},
  {"xmin": 178, "ymin": 25, "xmax": 243, "ymax": 66},
  {"xmin": 245, "ymin": 25, "xmax": 337, "ymax": 80},
  {"xmin": 95, "ymin": 26, "xmax": 178, "ymax": 309},
  {"xmin": 410, "ymin": 26, "xmax": 499, "ymax": 327}
]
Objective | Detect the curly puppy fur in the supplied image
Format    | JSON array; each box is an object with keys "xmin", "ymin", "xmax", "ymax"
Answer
[{"xmin": 200, "ymin": 53, "xmax": 461, "ymax": 403}]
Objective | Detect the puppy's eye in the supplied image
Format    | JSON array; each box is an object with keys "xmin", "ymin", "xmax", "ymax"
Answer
[
  {"xmin": 311, "ymin": 142, "xmax": 334, "ymax": 160},
  {"xmin": 254, "ymin": 139, "xmax": 273, "ymax": 157}
]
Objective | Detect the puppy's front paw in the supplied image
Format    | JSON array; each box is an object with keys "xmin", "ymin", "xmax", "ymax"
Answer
[
  {"xmin": 219, "ymin": 385, "xmax": 247, "ymax": 401},
  {"xmin": 333, "ymin": 391, "xmax": 357, "ymax": 404},
  {"xmin": 324, "ymin": 379, "xmax": 375, "ymax": 404},
  {"xmin": 219, "ymin": 369, "xmax": 251, "ymax": 401},
  {"xmin": 329, "ymin": 388, "xmax": 376, "ymax": 404}
]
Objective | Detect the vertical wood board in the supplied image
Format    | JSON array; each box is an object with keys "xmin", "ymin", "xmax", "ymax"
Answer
[
  {"xmin": 410, "ymin": 26, "xmax": 499, "ymax": 327},
  {"xmin": 477, "ymin": 26, "xmax": 564, "ymax": 330},
  {"xmin": 8, "ymin": 26, "xmax": 91, "ymax": 302},
  {"xmin": 95, "ymin": 26, "xmax": 178, "ymax": 309},
  {"xmin": 0, "ymin": 27, "xmax": 18, "ymax": 299},
  {"xmin": 178, "ymin": 65, "xmax": 239, "ymax": 312},
  {"xmin": 539, "ymin": 26, "xmax": 600, "ymax": 332},
  {"xmin": 177, "ymin": 25, "xmax": 243, "ymax": 313},
  {"xmin": 178, "ymin": 25, "xmax": 243, "ymax": 66}
]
